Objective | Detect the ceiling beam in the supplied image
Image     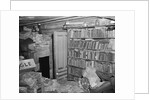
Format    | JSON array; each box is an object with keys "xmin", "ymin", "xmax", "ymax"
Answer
[
  {"xmin": 19, "ymin": 16, "xmax": 87, "ymax": 26},
  {"xmin": 19, "ymin": 16, "xmax": 115, "ymax": 26}
]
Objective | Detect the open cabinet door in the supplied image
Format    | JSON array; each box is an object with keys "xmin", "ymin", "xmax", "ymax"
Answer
[{"xmin": 54, "ymin": 31, "xmax": 67, "ymax": 80}]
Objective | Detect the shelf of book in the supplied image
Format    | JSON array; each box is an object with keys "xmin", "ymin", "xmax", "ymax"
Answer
[
  {"xmin": 68, "ymin": 48, "xmax": 115, "ymax": 52},
  {"xmin": 69, "ymin": 37, "xmax": 115, "ymax": 39},
  {"xmin": 67, "ymin": 65, "xmax": 86, "ymax": 69},
  {"xmin": 68, "ymin": 73, "xmax": 82, "ymax": 77},
  {"xmin": 67, "ymin": 56, "xmax": 115, "ymax": 63},
  {"xmin": 67, "ymin": 27, "xmax": 115, "ymax": 39},
  {"xmin": 67, "ymin": 63, "xmax": 115, "ymax": 80},
  {"xmin": 68, "ymin": 39, "xmax": 115, "ymax": 51},
  {"xmin": 67, "ymin": 20, "xmax": 115, "ymax": 81}
]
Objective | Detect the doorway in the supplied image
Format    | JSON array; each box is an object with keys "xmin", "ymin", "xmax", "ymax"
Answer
[{"xmin": 39, "ymin": 56, "xmax": 50, "ymax": 78}]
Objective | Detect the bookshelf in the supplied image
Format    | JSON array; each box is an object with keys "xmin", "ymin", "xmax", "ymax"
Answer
[{"xmin": 66, "ymin": 20, "xmax": 115, "ymax": 81}]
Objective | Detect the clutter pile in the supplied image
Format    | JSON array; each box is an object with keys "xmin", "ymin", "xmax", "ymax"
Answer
[
  {"xmin": 19, "ymin": 72, "xmax": 86, "ymax": 93},
  {"xmin": 19, "ymin": 72, "xmax": 43, "ymax": 93},
  {"xmin": 43, "ymin": 78, "xmax": 85, "ymax": 93}
]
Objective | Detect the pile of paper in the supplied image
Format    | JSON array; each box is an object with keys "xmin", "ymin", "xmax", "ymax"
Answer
[{"xmin": 83, "ymin": 66, "xmax": 104, "ymax": 88}]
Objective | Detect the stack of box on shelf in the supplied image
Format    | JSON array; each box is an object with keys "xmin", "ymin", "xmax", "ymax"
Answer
[{"xmin": 67, "ymin": 18, "xmax": 115, "ymax": 81}]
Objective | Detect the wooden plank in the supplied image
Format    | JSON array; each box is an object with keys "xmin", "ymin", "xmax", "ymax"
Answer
[
  {"xmin": 58, "ymin": 67, "xmax": 67, "ymax": 72},
  {"xmin": 58, "ymin": 74, "xmax": 67, "ymax": 80},
  {"xmin": 58, "ymin": 71, "xmax": 67, "ymax": 76}
]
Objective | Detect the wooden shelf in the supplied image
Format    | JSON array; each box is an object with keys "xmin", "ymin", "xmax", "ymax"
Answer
[
  {"xmin": 68, "ymin": 48, "xmax": 115, "ymax": 52},
  {"xmin": 64, "ymin": 26, "xmax": 95, "ymax": 29},
  {"xmin": 69, "ymin": 37, "xmax": 115, "ymax": 39},
  {"xmin": 97, "ymin": 70, "xmax": 115, "ymax": 77},
  {"xmin": 97, "ymin": 70, "xmax": 112, "ymax": 74},
  {"xmin": 68, "ymin": 73, "xmax": 82, "ymax": 77},
  {"xmin": 68, "ymin": 65, "xmax": 85, "ymax": 69},
  {"xmin": 63, "ymin": 24, "xmax": 115, "ymax": 29},
  {"xmin": 68, "ymin": 56, "xmax": 115, "ymax": 63}
]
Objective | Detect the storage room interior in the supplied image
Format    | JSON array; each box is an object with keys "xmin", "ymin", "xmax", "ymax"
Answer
[{"xmin": 19, "ymin": 16, "xmax": 115, "ymax": 93}]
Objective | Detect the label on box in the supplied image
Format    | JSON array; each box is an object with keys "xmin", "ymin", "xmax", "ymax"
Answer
[{"xmin": 19, "ymin": 59, "xmax": 36, "ymax": 70}]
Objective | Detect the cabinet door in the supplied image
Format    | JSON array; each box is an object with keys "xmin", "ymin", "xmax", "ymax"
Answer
[{"xmin": 54, "ymin": 31, "xmax": 67, "ymax": 80}]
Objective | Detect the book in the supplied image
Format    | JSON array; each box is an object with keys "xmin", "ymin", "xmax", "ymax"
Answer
[
  {"xmin": 92, "ymin": 41, "xmax": 96, "ymax": 50},
  {"xmin": 89, "ymin": 41, "xmax": 93, "ymax": 50},
  {"xmin": 83, "ymin": 41, "xmax": 87, "ymax": 49},
  {"xmin": 92, "ymin": 51, "xmax": 95, "ymax": 60},
  {"xmin": 98, "ymin": 42, "xmax": 101, "ymax": 50},
  {"xmin": 70, "ymin": 29, "xmax": 74, "ymax": 38},
  {"xmin": 95, "ymin": 51, "xmax": 100, "ymax": 60},
  {"xmin": 87, "ymin": 29, "xmax": 91, "ymax": 38},
  {"xmin": 95, "ymin": 41, "xmax": 99, "ymax": 50},
  {"xmin": 81, "ymin": 29, "xmax": 85, "ymax": 38}
]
